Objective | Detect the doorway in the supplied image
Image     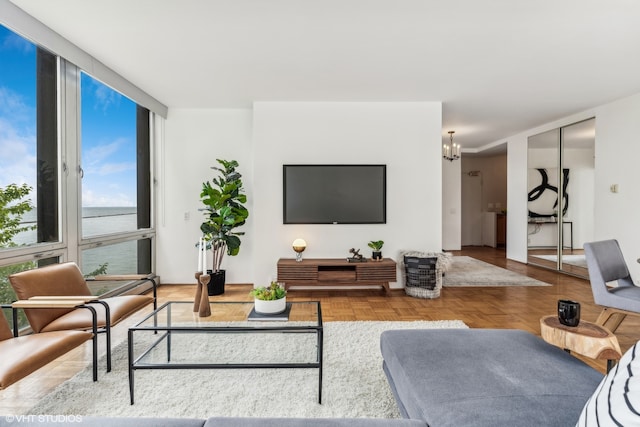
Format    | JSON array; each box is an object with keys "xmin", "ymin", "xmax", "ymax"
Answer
[
  {"xmin": 461, "ymin": 149, "xmax": 508, "ymax": 250},
  {"xmin": 461, "ymin": 172, "xmax": 482, "ymax": 246}
]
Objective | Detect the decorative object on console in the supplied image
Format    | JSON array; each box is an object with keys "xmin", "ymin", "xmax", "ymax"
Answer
[
  {"xmin": 368, "ymin": 240, "xmax": 384, "ymax": 261},
  {"xmin": 400, "ymin": 251, "xmax": 452, "ymax": 299},
  {"xmin": 292, "ymin": 238, "xmax": 307, "ymax": 262},
  {"xmin": 443, "ymin": 130, "xmax": 461, "ymax": 161},
  {"xmin": 250, "ymin": 282, "xmax": 287, "ymax": 314},
  {"xmin": 347, "ymin": 248, "xmax": 366, "ymax": 263},
  {"xmin": 200, "ymin": 159, "xmax": 249, "ymax": 295}
]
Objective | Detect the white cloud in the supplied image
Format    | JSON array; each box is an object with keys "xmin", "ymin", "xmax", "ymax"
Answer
[
  {"xmin": 0, "ymin": 32, "xmax": 34, "ymax": 54},
  {"xmin": 96, "ymin": 161, "xmax": 136, "ymax": 176},
  {"xmin": 82, "ymin": 137, "xmax": 136, "ymax": 177},
  {"xmin": 0, "ymin": 87, "xmax": 36, "ymax": 189},
  {"xmin": 83, "ymin": 138, "xmax": 123, "ymax": 165},
  {"xmin": 0, "ymin": 87, "xmax": 33, "ymax": 120},
  {"xmin": 84, "ymin": 78, "xmax": 123, "ymax": 113}
]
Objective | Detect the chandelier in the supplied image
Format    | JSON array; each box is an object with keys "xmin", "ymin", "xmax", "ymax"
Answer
[{"xmin": 443, "ymin": 130, "xmax": 461, "ymax": 161}]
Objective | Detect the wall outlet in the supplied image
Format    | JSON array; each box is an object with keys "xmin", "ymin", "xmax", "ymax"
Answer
[{"xmin": 184, "ymin": 211, "xmax": 190, "ymax": 220}]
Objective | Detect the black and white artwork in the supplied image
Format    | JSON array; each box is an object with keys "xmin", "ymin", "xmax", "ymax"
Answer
[{"xmin": 527, "ymin": 168, "xmax": 569, "ymax": 218}]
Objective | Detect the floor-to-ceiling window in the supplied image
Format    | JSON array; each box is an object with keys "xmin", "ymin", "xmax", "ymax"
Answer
[
  {"xmin": 0, "ymin": 25, "xmax": 62, "ymax": 327},
  {"xmin": 0, "ymin": 24, "xmax": 155, "ymax": 328},
  {"xmin": 0, "ymin": 25, "xmax": 59, "ymax": 250},
  {"xmin": 79, "ymin": 72, "xmax": 152, "ymax": 277}
]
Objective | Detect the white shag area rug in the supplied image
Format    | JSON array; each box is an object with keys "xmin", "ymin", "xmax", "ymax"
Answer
[
  {"xmin": 27, "ymin": 320, "xmax": 467, "ymax": 418},
  {"xmin": 444, "ymin": 256, "xmax": 551, "ymax": 287}
]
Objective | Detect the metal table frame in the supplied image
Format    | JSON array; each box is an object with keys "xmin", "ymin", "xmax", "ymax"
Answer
[{"xmin": 128, "ymin": 301, "xmax": 323, "ymax": 404}]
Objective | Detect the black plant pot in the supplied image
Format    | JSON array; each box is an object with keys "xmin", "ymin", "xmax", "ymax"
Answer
[
  {"xmin": 207, "ymin": 269, "xmax": 225, "ymax": 296},
  {"xmin": 372, "ymin": 251, "xmax": 382, "ymax": 260}
]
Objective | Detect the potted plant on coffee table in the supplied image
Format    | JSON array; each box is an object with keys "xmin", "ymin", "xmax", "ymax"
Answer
[
  {"xmin": 250, "ymin": 282, "xmax": 287, "ymax": 314},
  {"xmin": 200, "ymin": 159, "xmax": 249, "ymax": 295},
  {"xmin": 368, "ymin": 240, "xmax": 384, "ymax": 261}
]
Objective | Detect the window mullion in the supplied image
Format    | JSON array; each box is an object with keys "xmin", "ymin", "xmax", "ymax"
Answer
[{"xmin": 61, "ymin": 59, "xmax": 81, "ymax": 264}]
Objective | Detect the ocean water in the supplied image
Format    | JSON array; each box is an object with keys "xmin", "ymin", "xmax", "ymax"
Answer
[{"xmin": 12, "ymin": 207, "xmax": 140, "ymax": 274}]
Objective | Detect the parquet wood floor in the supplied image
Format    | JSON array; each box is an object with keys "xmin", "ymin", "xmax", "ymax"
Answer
[{"xmin": 1, "ymin": 246, "xmax": 638, "ymax": 414}]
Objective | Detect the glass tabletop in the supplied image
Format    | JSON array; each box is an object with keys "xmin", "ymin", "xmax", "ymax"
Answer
[
  {"xmin": 129, "ymin": 301, "xmax": 323, "ymax": 368},
  {"xmin": 132, "ymin": 301, "xmax": 322, "ymax": 330}
]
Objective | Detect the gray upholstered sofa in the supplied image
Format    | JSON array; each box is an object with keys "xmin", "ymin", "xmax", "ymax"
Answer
[
  {"xmin": 15, "ymin": 328, "xmax": 640, "ymax": 427},
  {"xmin": 2, "ymin": 417, "xmax": 427, "ymax": 427},
  {"xmin": 380, "ymin": 329, "xmax": 604, "ymax": 427}
]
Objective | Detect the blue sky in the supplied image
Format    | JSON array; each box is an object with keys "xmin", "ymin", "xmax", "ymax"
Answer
[
  {"xmin": 0, "ymin": 24, "xmax": 137, "ymax": 208},
  {"xmin": 80, "ymin": 72, "xmax": 137, "ymax": 207}
]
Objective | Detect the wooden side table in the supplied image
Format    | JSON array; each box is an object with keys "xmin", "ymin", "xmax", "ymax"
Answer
[{"xmin": 540, "ymin": 315, "xmax": 622, "ymax": 372}]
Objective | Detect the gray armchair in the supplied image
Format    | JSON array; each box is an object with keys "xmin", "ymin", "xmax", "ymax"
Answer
[{"xmin": 584, "ymin": 239, "xmax": 640, "ymax": 333}]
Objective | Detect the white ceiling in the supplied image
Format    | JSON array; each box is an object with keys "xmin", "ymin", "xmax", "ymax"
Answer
[{"xmin": 9, "ymin": 0, "xmax": 640, "ymax": 150}]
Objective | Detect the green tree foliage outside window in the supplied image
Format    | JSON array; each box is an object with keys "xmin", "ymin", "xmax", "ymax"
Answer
[
  {"xmin": 0, "ymin": 184, "xmax": 37, "ymax": 329},
  {"xmin": 0, "ymin": 184, "xmax": 35, "ymax": 247}
]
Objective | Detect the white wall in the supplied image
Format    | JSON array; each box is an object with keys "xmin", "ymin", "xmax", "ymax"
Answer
[
  {"xmin": 593, "ymin": 93, "xmax": 640, "ymax": 281},
  {"xmin": 252, "ymin": 102, "xmax": 442, "ymax": 287},
  {"xmin": 503, "ymin": 91, "xmax": 640, "ymax": 280},
  {"xmin": 442, "ymin": 159, "xmax": 461, "ymax": 250},
  {"xmin": 157, "ymin": 102, "xmax": 443, "ymax": 287},
  {"xmin": 507, "ymin": 136, "xmax": 528, "ymax": 262},
  {"xmin": 156, "ymin": 109, "xmax": 254, "ymax": 284}
]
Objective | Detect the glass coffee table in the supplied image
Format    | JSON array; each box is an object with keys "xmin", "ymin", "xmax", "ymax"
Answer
[{"xmin": 128, "ymin": 301, "xmax": 322, "ymax": 404}]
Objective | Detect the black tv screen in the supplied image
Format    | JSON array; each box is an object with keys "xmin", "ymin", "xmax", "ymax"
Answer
[{"xmin": 283, "ymin": 164, "xmax": 386, "ymax": 224}]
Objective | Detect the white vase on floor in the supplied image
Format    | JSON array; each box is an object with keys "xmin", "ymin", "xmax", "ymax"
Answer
[{"xmin": 254, "ymin": 297, "xmax": 287, "ymax": 314}]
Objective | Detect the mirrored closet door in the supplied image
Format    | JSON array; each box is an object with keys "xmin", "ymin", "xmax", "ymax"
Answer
[{"xmin": 527, "ymin": 118, "xmax": 595, "ymax": 278}]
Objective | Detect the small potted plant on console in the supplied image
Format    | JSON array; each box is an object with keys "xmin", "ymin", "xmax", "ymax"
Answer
[
  {"xmin": 368, "ymin": 240, "xmax": 384, "ymax": 261},
  {"xmin": 250, "ymin": 282, "xmax": 287, "ymax": 314}
]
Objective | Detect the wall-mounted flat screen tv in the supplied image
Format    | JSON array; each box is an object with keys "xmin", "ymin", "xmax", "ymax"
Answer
[{"xmin": 283, "ymin": 164, "xmax": 386, "ymax": 224}]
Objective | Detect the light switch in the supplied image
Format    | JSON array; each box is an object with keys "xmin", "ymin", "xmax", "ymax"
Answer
[{"xmin": 610, "ymin": 184, "xmax": 619, "ymax": 193}]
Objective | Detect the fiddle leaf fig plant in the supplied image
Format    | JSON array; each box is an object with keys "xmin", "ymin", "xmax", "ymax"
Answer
[{"xmin": 200, "ymin": 159, "xmax": 249, "ymax": 272}]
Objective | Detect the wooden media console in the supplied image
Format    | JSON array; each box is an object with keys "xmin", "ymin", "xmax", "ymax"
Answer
[{"xmin": 277, "ymin": 258, "xmax": 397, "ymax": 293}]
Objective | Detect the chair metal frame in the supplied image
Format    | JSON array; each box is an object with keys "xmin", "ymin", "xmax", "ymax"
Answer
[
  {"xmin": 1, "ymin": 301, "xmax": 99, "ymax": 382},
  {"xmin": 8, "ymin": 262, "xmax": 156, "ymax": 375}
]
